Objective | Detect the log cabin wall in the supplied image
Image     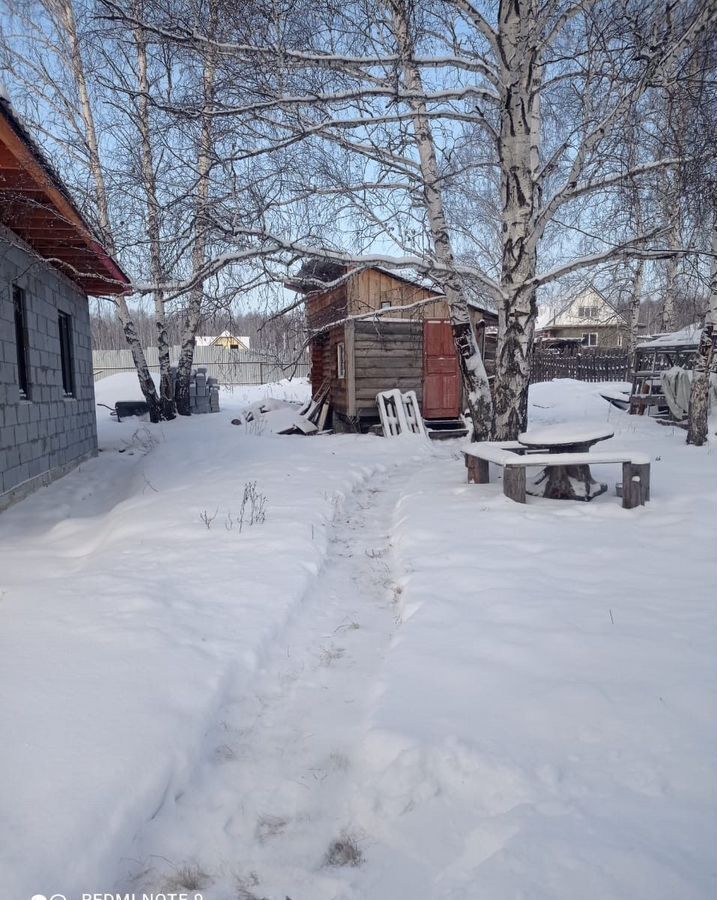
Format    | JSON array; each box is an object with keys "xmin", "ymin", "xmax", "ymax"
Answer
[
  {"xmin": 310, "ymin": 325, "xmax": 349, "ymax": 414},
  {"xmin": 345, "ymin": 270, "xmax": 438, "ymax": 420},
  {"xmin": 352, "ymin": 320, "xmax": 424, "ymax": 417},
  {"xmin": 306, "ymin": 281, "xmax": 348, "ymax": 401},
  {"xmin": 306, "ymin": 270, "xmax": 438, "ymax": 421},
  {"xmin": 347, "ymin": 268, "xmax": 444, "ymax": 319},
  {"xmin": 306, "ymin": 282, "xmax": 348, "ymax": 331},
  {"xmin": 328, "ymin": 324, "xmax": 348, "ymax": 414},
  {"xmin": 303, "ymin": 266, "xmax": 499, "ymax": 428}
]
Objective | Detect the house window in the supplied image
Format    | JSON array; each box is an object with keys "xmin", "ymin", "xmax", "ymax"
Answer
[
  {"xmin": 578, "ymin": 306, "xmax": 598, "ymax": 319},
  {"xmin": 582, "ymin": 332, "xmax": 598, "ymax": 347},
  {"xmin": 58, "ymin": 311, "xmax": 75, "ymax": 397},
  {"xmin": 337, "ymin": 340, "xmax": 346, "ymax": 379},
  {"xmin": 381, "ymin": 301, "xmax": 392, "ymax": 310},
  {"xmin": 13, "ymin": 285, "xmax": 30, "ymax": 398},
  {"xmin": 617, "ymin": 334, "xmax": 623, "ymax": 348}
]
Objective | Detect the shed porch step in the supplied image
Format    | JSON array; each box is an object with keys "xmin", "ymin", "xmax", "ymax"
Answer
[{"xmin": 426, "ymin": 418, "xmax": 468, "ymax": 440}]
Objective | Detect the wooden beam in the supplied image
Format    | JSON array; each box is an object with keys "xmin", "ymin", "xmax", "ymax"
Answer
[
  {"xmin": 345, "ymin": 320, "xmax": 356, "ymax": 418},
  {"xmin": 465, "ymin": 454, "xmax": 490, "ymax": 484},
  {"xmin": 503, "ymin": 466, "xmax": 527, "ymax": 503}
]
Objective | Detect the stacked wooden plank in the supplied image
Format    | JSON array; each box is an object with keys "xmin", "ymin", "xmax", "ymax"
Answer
[
  {"xmin": 376, "ymin": 389, "xmax": 427, "ymax": 438},
  {"xmin": 276, "ymin": 381, "xmax": 331, "ymax": 435}
]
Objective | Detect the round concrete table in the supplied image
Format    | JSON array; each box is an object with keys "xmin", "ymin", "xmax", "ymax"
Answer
[{"xmin": 518, "ymin": 423, "xmax": 615, "ymax": 500}]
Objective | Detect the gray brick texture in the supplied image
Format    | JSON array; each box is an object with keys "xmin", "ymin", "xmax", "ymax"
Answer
[{"xmin": 1, "ymin": 226, "xmax": 98, "ymax": 504}]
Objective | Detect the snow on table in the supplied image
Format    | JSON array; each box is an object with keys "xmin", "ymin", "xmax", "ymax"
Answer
[{"xmin": 519, "ymin": 421, "xmax": 615, "ymax": 448}]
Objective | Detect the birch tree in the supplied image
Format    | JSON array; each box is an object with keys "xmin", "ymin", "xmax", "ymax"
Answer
[
  {"xmin": 0, "ymin": 0, "xmax": 165, "ymax": 420},
  {"xmin": 683, "ymin": 39, "xmax": 717, "ymax": 446},
  {"xmin": 686, "ymin": 219, "xmax": 717, "ymax": 445},
  {"xmin": 130, "ymin": 2, "xmax": 176, "ymax": 419},
  {"xmin": 658, "ymin": 84, "xmax": 692, "ymax": 333},
  {"xmin": 1, "ymin": 0, "xmax": 233, "ymax": 422},
  {"xmin": 463, "ymin": 0, "xmax": 712, "ymax": 436},
  {"xmin": 173, "ymin": 0, "xmax": 219, "ymax": 416},
  {"xmin": 385, "ymin": 0, "xmax": 493, "ymax": 435}
]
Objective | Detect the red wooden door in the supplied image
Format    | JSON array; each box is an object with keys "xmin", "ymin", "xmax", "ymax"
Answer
[{"xmin": 423, "ymin": 320, "xmax": 461, "ymax": 419}]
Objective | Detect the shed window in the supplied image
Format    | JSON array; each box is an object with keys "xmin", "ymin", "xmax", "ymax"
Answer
[
  {"xmin": 381, "ymin": 301, "xmax": 392, "ymax": 310},
  {"xmin": 582, "ymin": 332, "xmax": 598, "ymax": 347},
  {"xmin": 13, "ymin": 285, "xmax": 30, "ymax": 398},
  {"xmin": 337, "ymin": 340, "xmax": 346, "ymax": 379},
  {"xmin": 58, "ymin": 311, "xmax": 75, "ymax": 397}
]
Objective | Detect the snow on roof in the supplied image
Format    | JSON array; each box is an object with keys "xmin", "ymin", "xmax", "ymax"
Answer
[{"xmin": 636, "ymin": 323, "xmax": 702, "ymax": 349}]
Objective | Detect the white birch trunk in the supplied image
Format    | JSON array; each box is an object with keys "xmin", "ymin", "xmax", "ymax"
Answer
[
  {"xmin": 391, "ymin": 1, "xmax": 493, "ymax": 439},
  {"xmin": 627, "ymin": 134, "xmax": 646, "ymax": 362},
  {"xmin": 54, "ymin": 0, "xmax": 162, "ymax": 420},
  {"xmin": 56, "ymin": 0, "xmax": 111, "ymax": 250},
  {"xmin": 686, "ymin": 214, "xmax": 717, "ymax": 445},
  {"xmin": 492, "ymin": 0, "xmax": 541, "ymax": 439},
  {"xmin": 176, "ymin": 0, "xmax": 218, "ymax": 416},
  {"xmin": 133, "ymin": 11, "xmax": 175, "ymax": 420},
  {"xmin": 662, "ymin": 207, "xmax": 679, "ymax": 332},
  {"xmin": 661, "ymin": 85, "xmax": 686, "ymax": 334},
  {"xmin": 628, "ymin": 259, "xmax": 645, "ymax": 362}
]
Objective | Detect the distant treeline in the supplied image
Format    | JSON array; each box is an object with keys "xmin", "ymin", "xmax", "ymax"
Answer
[{"xmin": 90, "ymin": 302, "xmax": 307, "ymax": 357}]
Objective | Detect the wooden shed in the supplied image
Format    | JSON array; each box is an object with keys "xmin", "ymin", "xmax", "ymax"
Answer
[{"xmin": 287, "ymin": 264, "xmax": 497, "ymax": 433}]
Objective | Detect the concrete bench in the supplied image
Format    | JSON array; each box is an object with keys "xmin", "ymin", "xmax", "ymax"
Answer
[{"xmin": 464, "ymin": 443, "xmax": 650, "ymax": 508}]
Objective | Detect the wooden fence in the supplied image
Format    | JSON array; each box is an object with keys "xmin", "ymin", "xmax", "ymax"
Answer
[
  {"xmin": 92, "ymin": 345, "xmax": 310, "ymax": 384},
  {"xmin": 530, "ymin": 349, "xmax": 630, "ymax": 384}
]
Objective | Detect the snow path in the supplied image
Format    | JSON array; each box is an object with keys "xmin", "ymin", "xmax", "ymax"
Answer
[{"xmin": 120, "ymin": 464, "xmax": 411, "ymax": 899}]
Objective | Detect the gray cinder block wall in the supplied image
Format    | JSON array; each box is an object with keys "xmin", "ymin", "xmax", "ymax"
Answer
[{"xmin": 0, "ymin": 225, "xmax": 98, "ymax": 511}]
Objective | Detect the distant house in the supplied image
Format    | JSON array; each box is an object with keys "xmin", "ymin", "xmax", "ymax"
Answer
[
  {"xmin": 195, "ymin": 330, "xmax": 250, "ymax": 350},
  {"xmin": 537, "ymin": 286, "xmax": 643, "ymax": 350},
  {"xmin": 0, "ymin": 93, "xmax": 129, "ymax": 511},
  {"xmin": 286, "ymin": 263, "xmax": 497, "ymax": 432}
]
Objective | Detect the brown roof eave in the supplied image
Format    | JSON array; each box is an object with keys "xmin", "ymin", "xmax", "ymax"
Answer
[{"xmin": 0, "ymin": 99, "xmax": 131, "ymax": 293}]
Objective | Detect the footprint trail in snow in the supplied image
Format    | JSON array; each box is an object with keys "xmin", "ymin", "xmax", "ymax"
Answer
[{"xmin": 120, "ymin": 466, "xmax": 410, "ymax": 899}]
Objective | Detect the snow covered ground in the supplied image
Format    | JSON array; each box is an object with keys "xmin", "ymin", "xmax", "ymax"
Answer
[{"xmin": 0, "ymin": 376, "xmax": 714, "ymax": 899}]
